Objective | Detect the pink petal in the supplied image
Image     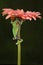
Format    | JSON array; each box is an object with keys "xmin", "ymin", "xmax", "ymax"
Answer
[
  {"xmin": 25, "ymin": 15, "xmax": 32, "ymax": 20},
  {"xmin": 36, "ymin": 16, "xmax": 42, "ymax": 19},
  {"xmin": 5, "ymin": 15, "xmax": 11, "ymax": 19},
  {"xmin": 32, "ymin": 16, "xmax": 36, "ymax": 20}
]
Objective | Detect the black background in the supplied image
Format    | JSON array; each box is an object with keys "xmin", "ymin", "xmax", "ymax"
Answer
[{"xmin": 0, "ymin": 0, "xmax": 43, "ymax": 65}]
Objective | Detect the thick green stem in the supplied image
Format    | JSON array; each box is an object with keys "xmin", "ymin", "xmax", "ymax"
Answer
[
  {"xmin": 17, "ymin": 42, "xmax": 21, "ymax": 65},
  {"xmin": 16, "ymin": 25, "xmax": 23, "ymax": 65},
  {"xmin": 17, "ymin": 25, "xmax": 21, "ymax": 65},
  {"xmin": 16, "ymin": 39, "xmax": 23, "ymax": 65},
  {"xmin": 17, "ymin": 39, "xmax": 23, "ymax": 65}
]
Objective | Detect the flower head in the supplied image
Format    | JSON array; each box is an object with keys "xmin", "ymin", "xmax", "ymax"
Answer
[{"xmin": 2, "ymin": 8, "xmax": 42, "ymax": 21}]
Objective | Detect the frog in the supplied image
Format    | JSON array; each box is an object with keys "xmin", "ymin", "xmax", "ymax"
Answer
[{"xmin": 11, "ymin": 18, "xmax": 23, "ymax": 40}]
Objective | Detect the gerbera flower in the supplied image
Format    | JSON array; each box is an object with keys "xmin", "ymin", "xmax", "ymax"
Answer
[{"xmin": 2, "ymin": 8, "xmax": 42, "ymax": 21}]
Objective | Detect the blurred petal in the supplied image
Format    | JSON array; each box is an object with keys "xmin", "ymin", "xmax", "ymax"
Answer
[
  {"xmin": 32, "ymin": 16, "xmax": 36, "ymax": 20},
  {"xmin": 5, "ymin": 15, "xmax": 11, "ymax": 19},
  {"xmin": 25, "ymin": 15, "xmax": 32, "ymax": 20},
  {"xmin": 37, "ymin": 16, "xmax": 42, "ymax": 19}
]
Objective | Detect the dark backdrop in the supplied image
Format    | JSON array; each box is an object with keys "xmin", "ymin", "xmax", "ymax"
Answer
[{"xmin": 0, "ymin": 0, "xmax": 43, "ymax": 65}]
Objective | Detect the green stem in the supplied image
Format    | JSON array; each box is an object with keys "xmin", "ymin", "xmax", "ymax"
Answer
[
  {"xmin": 17, "ymin": 39, "xmax": 23, "ymax": 65},
  {"xmin": 16, "ymin": 25, "xmax": 23, "ymax": 65},
  {"xmin": 17, "ymin": 26, "xmax": 21, "ymax": 65},
  {"xmin": 17, "ymin": 42, "xmax": 21, "ymax": 65}
]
